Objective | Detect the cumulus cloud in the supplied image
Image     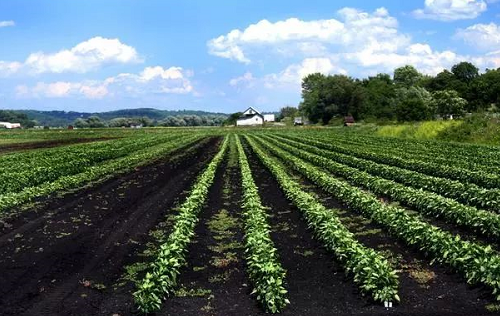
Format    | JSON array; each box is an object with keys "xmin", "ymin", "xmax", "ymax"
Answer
[
  {"xmin": 0, "ymin": 20, "xmax": 15, "ymax": 27},
  {"xmin": 109, "ymin": 66, "xmax": 194, "ymax": 94},
  {"xmin": 210, "ymin": 6, "xmax": 500, "ymax": 85},
  {"xmin": 412, "ymin": 0, "xmax": 487, "ymax": 21},
  {"xmin": 264, "ymin": 58, "xmax": 346, "ymax": 88},
  {"xmin": 207, "ymin": 7, "xmax": 409, "ymax": 64},
  {"xmin": 15, "ymin": 66, "xmax": 194, "ymax": 99},
  {"xmin": 455, "ymin": 23, "xmax": 500, "ymax": 52},
  {"xmin": 1, "ymin": 37, "xmax": 140, "ymax": 76}
]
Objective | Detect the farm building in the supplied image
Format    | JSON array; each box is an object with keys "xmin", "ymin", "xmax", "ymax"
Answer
[
  {"xmin": 344, "ymin": 116, "xmax": 355, "ymax": 126},
  {"xmin": 263, "ymin": 114, "xmax": 275, "ymax": 122},
  {"xmin": 0, "ymin": 122, "xmax": 21, "ymax": 129},
  {"xmin": 237, "ymin": 107, "xmax": 264, "ymax": 126}
]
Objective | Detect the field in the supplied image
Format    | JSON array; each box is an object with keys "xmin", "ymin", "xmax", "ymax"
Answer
[{"xmin": 0, "ymin": 127, "xmax": 500, "ymax": 316}]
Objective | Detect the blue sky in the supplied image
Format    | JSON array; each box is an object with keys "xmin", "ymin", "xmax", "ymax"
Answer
[{"xmin": 0, "ymin": 0, "xmax": 499, "ymax": 113}]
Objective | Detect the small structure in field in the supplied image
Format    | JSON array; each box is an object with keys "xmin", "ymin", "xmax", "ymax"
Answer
[
  {"xmin": 237, "ymin": 107, "xmax": 264, "ymax": 126},
  {"xmin": 67, "ymin": 125, "xmax": 74, "ymax": 130},
  {"xmin": 0, "ymin": 122, "xmax": 21, "ymax": 129},
  {"xmin": 294, "ymin": 117, "xmax": 304, "ymax": 126},
  {"xmin": 263, "ymin": 114, "xmax": 275, "ymax": 122},
  {"xmin": 344, "ymin": 116, "xmax": 355, "ymax": 126}
]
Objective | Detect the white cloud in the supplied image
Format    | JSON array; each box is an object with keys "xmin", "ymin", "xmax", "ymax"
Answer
[
  {"xmin": 1, "ymin": 37, "xmax": 140, "ymax": 76},
  {"xmin": 229, "ymin": 72, "xmax": 254, "ymax": 86},
  {"xmin": 455, "ymin": 23, "xmax": 500, "ymax": 51},
  {"xmin": 412, "ymin": 0, "xmax": 487, "ymax": 21},
  {"xmin": 0, "ymin": 61, "xmax": 22, "ymax": 76},
  {"xmin": 16, "ymin": 65, "xmax": 194, "ymax": 99},
  {"xmin": 0, "ymin": 20, "xmax": 15, "ymax": 27},
  {"xmin": 207, "ymin": 7, "xmax": 409, "ymax": 64},
  {"xmin": 110, "ymin": 66, "xmax": 194, "ymax": 94},
  {"xmin": 210, "ymin": 7, "xmax": 500, "ymax": 82},
  {"xmin": 264, "ymin": 58, "xmax": 346, "ymax": 88}
]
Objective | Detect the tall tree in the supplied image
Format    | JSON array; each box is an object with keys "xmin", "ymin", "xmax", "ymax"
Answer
[
  {"xmin": 393, "ymin": 65, "xmax": 422, "ymax": 87},
  {"xmin": 430, "ymin": 90, "xmax": 467, "ymax": 118},
  {"xmin": 451, "ymin": 61, "xmax": 479, "ymax": 83}
]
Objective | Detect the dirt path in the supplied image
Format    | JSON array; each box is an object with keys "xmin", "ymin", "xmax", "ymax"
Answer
[
  {"xmin": 0, "ymin": 137, "xmax": 221, "ymax": 316},
  {"xmin": 159, "ymin": 139, "xmax": 262, "ymax": 316},
  {"xmin": 0, "ymin": 137, "xmax": 116, "ymax": 154}
]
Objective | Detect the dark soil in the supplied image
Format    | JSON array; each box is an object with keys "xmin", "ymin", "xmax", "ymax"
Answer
[
  {"xmin": 0, "ymin": 137, "xmax": 116, "ymax": 154},
  {"xmin": 157, "ymin": 141, "xmax": 263, "ymax": 316},
  {"xmin": 0, "ymin": 137, "xmax": 221, "ymax": 316}
]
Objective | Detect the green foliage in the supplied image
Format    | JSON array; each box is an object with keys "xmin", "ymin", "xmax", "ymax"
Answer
[
  {"xmin": 266, "ymin": 134, "xmax": 500, "ymax": 241},
  {"xmin": 74, "ymin": 116, "xmax": 107, "ymax": 128},
  {"xmin": 223, "ymin": 112, "xmax": 243, "ymax": 126},
  {"xmin": 253, "ymin": 132, "xmax": 500, "ymax": 302},
  {"xmin": 431, "ymin": 90, "xmax": 467, "ymax": 117},
  {"xmin": 133, "ymin": 136, "xmax": 229, "ymax": 313},
  {"xmin": 300, "ymin": 73, "xmax": 365, "ymax": 124},
  {"xmin": 278, "ymin": 106, "xmax": 300, "ymax": 121},
  {"xmin": 395, "ymin": 86, "xmax": 433, "ymax": 121},
  {"xmin": 451, "ymin": 61, "xmax": 479, "ymax": 83},
  {"xmin": 246, "ymin": 136, "xmax": 399, "ymax": 304},
  {"xmin": 298, "ymin": 62, "xmax": 500, "ymax": 123},
  {"xmin": 393, "ymin": 65, "xmax": 422, "ymax": 87},
  {"xmin": 0, "ymin": 134, "xmax": 203, "ymax": 214},
  {"xmin": 235, "ymin": 135, "xmax": 289, "ymax": 313},
  {"xmin": 0, "ymin": 110, "xmax": 36, "ymax": 128}
]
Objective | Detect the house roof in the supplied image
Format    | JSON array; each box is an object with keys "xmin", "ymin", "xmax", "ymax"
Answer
[
  {"xmin": 242, "ymin": 106, "xmax": 261, "ymax": 115},
  {"xmin": 238, "ymin": 113, "xmax": 263, "ymax": 120},
  {"xmin": 344, "ymin": 116, "xmax": 355, "ymax": 123}
]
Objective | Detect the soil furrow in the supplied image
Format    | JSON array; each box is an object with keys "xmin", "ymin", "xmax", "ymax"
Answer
[{"xmin": 0, "ymin": 137, "xmax": 221, "ymax": 316}]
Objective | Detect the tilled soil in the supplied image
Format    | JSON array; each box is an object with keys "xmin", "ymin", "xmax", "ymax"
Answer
[
  {"xmin": 0, "ymin": 137, "xmax": 116, "ymax": 154},
  {"xmin": 159, "ymin": 144, "xmax": 263, "ymax": 316},
  {"xmin": 0, "ymin": 137, "xmax": 221, "ymax": 316}
]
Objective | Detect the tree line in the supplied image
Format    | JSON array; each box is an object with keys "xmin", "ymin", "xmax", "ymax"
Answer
[
  {"xmin": 73, "ymin": 114, "xmax": 227, "ymax": 128},
  {"xmin": 297, "ymin": 62, "xmax": 500, "ymax": 124}
]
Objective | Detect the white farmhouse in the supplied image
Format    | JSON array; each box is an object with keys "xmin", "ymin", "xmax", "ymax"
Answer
[
  {"xmin": 236, "ymin": 107, "xmax": 264, "ymax": 126},
  {"xmin": 0, "ymin": 122, "xmax": 21, "ymax": 129}
]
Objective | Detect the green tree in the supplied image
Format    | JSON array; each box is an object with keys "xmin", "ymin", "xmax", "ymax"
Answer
[
  {"xmin": 74, "ymin": 118, "xmax": 89, "ymax": 128},
  {"xmin": 279, "ymin": 106, "xmax": 299, "ymax": 120},
  {"xmin": 430, "ymin": 90, "xmax": 467, "ymax": 118},
  {"xmin": 362, "ymin": 74, "xmax": 396, "ymax": 119},
  {"xmin": 300, "ymin": 73, "xmax": 366, "ymax": 124},
  {"xmin": 223, "ymin": 112, "xmax": 243, "ymax": 126},
  {"xmin": 394, "ymin": 65, "xmax": 422, "ymax": 87},
  {"xmin": 395, "ymin": 86, "xmax": 433, "ymax": 121},
  {"xmin": 451, "ymin": 61, "xmax": 479, "ymax": 83}
]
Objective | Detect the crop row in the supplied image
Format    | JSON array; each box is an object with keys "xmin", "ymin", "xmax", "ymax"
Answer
[
  {"xmin": 133, "ymin": 136, "xmax": 229, "ymax": 313},
  {"xmin": 251, "ymin": 135, "xmax": 500, "ymax": 301},
  {"xmin": 283, "ymin": 133, "xmax": 500, "ymax": 190},
  {"xmin": 0, "ymin": 135, "xmax": 204, "ymax": 214},
  {"xmin": 327, "ymin": 134, "xmax": 500, "ymax": 175},
  {"xmin": 312, "ymin": 129, "xmax": 500, "ymax": 165},
  {"xmin": 245, "ymin": 136, "xmax": 400, "ymax": 304},
  {"xmin": 0, "ymin": 134, "xmax": 181, "ymax": 195},
  {"xmin": 235, "ymin": 135, "xmax": 289, "ymax": 313},
  {"xmin": 273, "ymin": 134, "xmax": 500, "ymax": 212},
  {"xmin": 265, "ymin": 135, "xmax": 500, "ymax": 240}
]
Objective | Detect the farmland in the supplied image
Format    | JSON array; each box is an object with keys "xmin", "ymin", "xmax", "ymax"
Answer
[{"xmin": 0, "ymin": 127, "xmax": 499, "ymax": 316}]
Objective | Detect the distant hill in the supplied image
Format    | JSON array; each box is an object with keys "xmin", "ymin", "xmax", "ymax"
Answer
[{"xmin": 15, "ymin": 108, "xmax": 229, "ymax": 126}]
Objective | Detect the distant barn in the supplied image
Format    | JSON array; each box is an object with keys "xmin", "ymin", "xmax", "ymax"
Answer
[
  {"xmin": 237, "ymin": 107, "xmax": 264, "ymax": 126},
  {"xmin": 344, "ymin": 116, "xmax": 355, "ymax": 126},
  {"xmin": 0, "ymin": 122, "xmax": 21, "ymax": 129}
]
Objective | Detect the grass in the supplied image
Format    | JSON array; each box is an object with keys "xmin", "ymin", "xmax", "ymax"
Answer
[{"xmin": 376, "ymin": 120, "xmax": 462, "ymax": 139}]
